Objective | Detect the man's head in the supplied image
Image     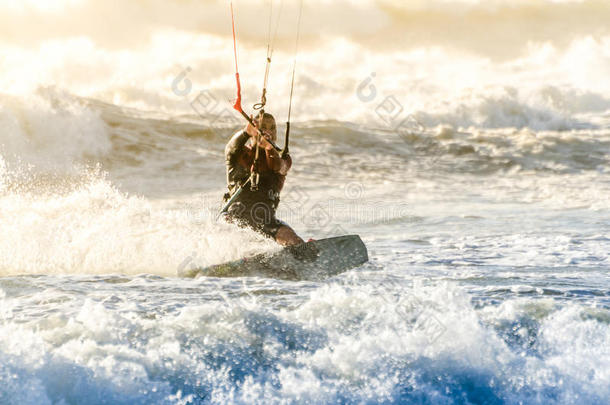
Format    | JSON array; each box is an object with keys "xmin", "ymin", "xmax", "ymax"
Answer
[{"xmin": 257, "ymin": 112, "xmax": 277, "ymax": 142}]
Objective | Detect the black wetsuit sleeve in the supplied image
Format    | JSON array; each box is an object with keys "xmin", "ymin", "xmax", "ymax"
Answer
[
  {"xmin": 224, "ymin": 131, "xmax": 251, "ymax": 197},
  {"xmin": 225, "ymin": 130, "xmax": 249, "ymax": 166}
]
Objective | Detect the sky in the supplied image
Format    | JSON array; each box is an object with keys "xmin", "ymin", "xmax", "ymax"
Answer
[
  {"xmin": 2, "ymin": 0, "xmax": 610, "ymax": 55},
  {"xmin": 1, "ymin": 0, "xmax": 610, "ymax": 124}
]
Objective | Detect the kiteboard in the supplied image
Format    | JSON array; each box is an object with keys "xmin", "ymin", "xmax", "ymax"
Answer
[{"xmin": 180, "ymin": 235, "xmax": 368, "ymax": 281}]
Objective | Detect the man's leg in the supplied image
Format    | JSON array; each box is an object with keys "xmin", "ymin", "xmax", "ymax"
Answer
[{"xmin": 275, "ymin": 225, "xmax": 304, "ymax": 246}]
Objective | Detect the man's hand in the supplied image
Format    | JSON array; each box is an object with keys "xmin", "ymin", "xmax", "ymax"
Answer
[
  {"xmin": 246, "ymin": 119, "xmax": 276, "ymax": 150},
  {"xmin": 278, "ymin": 154, "xmax": 291, "ymax": 175},
  {"xmin": 259, "ymin": 134, "xmax": 275, "ymax": 150},
  {"xmin": 245, "ymin": 116, "xmax": 258, "ymax": 138},
  {"xmin": 263, "ymin": 147, "xmax": 291, "ymax": 175}
]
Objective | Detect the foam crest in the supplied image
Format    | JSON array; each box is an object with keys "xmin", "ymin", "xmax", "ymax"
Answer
[
  {"xmin": 0, "ymin": 91, "xmax": 111, "ymax": 174},
  {"xmin": 2, "ymin": 21, "xmax": 610, "ymax": 131},
  {"xmin": 0, "ymin": 176, "xmax": 275, "ymax": 277},
  {"xmin": 0, "ymin": 276, "xmax": 608, "ymax": 403}
]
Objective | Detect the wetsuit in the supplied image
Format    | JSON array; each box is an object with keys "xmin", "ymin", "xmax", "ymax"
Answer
[{"xmin": 223, "ymin": 131, "xmax": 292, "ymax": 238}]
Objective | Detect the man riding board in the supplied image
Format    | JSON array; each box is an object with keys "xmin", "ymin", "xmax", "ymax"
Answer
[{"xmin": 223, "ymin": 112, "xmax": 304, "ymax": 246}]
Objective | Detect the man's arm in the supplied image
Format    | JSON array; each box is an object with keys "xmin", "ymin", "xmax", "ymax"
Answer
[
  {"xmin": 224, "ymin": 130, "xmax": 251, "ymax": 194},
  {"xmin": 225, "ymin": 130, "xmax": 250, "ymax": 166},
  {"xmin": 262, "ymin": 143, "xmax": 291, "ymax": 175},
  {"xmin": 242, "ymin": 120, "xmax": 291, "ymax": 175}
]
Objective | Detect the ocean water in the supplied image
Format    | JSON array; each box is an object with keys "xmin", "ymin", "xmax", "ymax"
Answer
[{"xmin": 1, "ymin": 1, "xmax": 610, "ymax": 404}]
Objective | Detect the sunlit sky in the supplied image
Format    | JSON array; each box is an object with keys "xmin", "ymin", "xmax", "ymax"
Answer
[
  {"xmin": 2, "ymin": 0, "xmax": 609, "ymax": 56},
  {"xmin": 1, "ymin": 0, "xmax": 609, "ymax": 122}
]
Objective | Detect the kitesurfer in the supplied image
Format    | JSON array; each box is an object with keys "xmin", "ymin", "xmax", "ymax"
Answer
[{"xmin": 223, "ymin": 112, "xmax": 304, "ymax": 246}]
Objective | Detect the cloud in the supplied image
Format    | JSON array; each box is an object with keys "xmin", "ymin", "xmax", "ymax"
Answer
[
  {"xmin": 375, "ymin": 0, "xmax": 610, "ymax": 59},
  {"xmin": 2, "ymin": 0, "xmax": 607, "ymax": 59}
]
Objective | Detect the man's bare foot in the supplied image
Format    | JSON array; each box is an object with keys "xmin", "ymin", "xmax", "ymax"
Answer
[{"xmin": 275, "ymin": 225, "xmax": 304, "ymax": 246}]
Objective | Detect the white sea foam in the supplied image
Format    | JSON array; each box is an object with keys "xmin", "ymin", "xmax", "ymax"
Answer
[
  {"xmin": 0, "ymin": 91, "xmax": 111, "ymax": 174},
  {"xmin": 1, "ymin": 279, "xmax": 608, "ymax": 404},
  {"xmin": 0, "ymin": 176, "xmax": 277, "ymax": 277},
  {"xmin": 1, "ymin": 4, "xmax": 610, "ymax": 131},
  {"xmin": 0, "ymin": 2, "xmax": 608, "ymax": 403}
]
